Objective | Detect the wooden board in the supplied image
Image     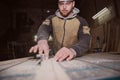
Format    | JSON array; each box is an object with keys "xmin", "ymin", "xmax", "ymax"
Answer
[
  {"xmin": 0, "ymin": 57, "xmax": 32, "ymax": 72},
  {"xmin": 0, "ymin": 53, "xmax": 120, "ymax": 80}
]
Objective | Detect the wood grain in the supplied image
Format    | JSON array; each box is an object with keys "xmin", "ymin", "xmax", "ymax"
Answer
[{"xmin": 0, "ymin": 53, "xmax": 120, "ymax": 80}]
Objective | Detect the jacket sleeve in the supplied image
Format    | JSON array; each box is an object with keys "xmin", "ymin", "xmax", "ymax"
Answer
[
  {"xmin": 37, "ymin": 16, "xmax": 52, "ymax": 41},
  {"xmin": 72, "ymin": 17, "xmax": 92, "ymax": 57}
]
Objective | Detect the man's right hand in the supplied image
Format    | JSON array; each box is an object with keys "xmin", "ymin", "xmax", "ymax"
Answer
[{"xmin": 29, "ymin": 40, "xmax": 50, "ymax": 59}]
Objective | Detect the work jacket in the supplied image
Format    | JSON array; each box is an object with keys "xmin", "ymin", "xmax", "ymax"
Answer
[{"xmin": 37, "ymin": 8, "xmax": 91, "ymax": 57}]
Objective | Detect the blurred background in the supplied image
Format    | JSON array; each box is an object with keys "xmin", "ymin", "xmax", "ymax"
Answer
[{"xmin": 0, "ymin": 0, "xmax": 120, "ymax": 61}]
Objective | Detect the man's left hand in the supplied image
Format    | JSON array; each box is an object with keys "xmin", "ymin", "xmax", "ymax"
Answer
[{"xmin": 54, "ymin": 47, "xmax": 76, "ymax": 62}]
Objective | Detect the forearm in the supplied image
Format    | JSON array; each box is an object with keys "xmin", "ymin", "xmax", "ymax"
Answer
[
  {"xmin": 72, "ymin": 34, "xmax": 91, "ymax": 57},
  {"xmin": 37, "ymin": 26, "xmax": 51, "ymax": 41}
]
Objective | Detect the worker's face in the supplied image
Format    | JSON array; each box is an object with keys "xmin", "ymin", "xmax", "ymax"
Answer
[{"xmin": 58, "ymin": 0, "xmax": 75, "ymax": 17}]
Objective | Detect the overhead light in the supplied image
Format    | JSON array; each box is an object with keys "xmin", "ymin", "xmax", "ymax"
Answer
[{"xmin": 92, "ymin": 7, "xmax": 109, "ymax": 20}]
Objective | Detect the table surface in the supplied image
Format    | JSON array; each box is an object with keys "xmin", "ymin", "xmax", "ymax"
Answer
[{"xmin": 0, "ymin": 53, "xmax": 120, "ymax": 80}]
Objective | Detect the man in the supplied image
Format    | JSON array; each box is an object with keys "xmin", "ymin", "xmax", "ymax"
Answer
[{"xmin": 29, "ymin": 0, "xmax": 91, "ymax": 62}]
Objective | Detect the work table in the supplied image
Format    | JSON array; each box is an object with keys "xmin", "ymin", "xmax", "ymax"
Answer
[{"xmin": 0, "ymin": 53, "xmax": 120, "ymax": 80}]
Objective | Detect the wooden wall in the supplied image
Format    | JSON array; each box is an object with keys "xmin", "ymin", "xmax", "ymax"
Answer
[{"xmin": 79, "ymin": 0, "xmax": 120, "ymax": 52}]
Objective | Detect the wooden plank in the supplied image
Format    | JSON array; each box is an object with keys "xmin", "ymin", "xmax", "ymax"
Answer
[
  {"xmin": 34, "ymin": 59, "xmax": 71, "ymax": 80},
  {"xmin": 0, "ymin": 58, "xmax": 71, "ymax": 80},
  {"xmin": 0, "ymin": 59, "xmax": 39, "ymax": 80},
  {"xmin": 0, "ymin": 57, "xmax": 32, "ymax": 72},
  {"xmin": 0, "ymin": 53, "xmax": 120, "ymax": 80},
  {"xmin": 77, "ymin": 53, "xmax": 120, "ymax": 71},
  {"xmin": 59, "ymin": 59, "xmax": 120, "ymax": 80}
]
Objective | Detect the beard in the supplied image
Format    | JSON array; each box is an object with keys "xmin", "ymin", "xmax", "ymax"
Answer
[{"xmin": 60, "ymin": 9, "xmax": 73, "ymax": 17}]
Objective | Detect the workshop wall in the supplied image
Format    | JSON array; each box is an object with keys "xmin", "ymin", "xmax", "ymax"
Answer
[
  {"xmin": 79, "ymin": 0, "xmax": 120, "ymax": 52},
  {"xmin": 0, "ymin": 3, "xmax": 11, "ymax": 40}
]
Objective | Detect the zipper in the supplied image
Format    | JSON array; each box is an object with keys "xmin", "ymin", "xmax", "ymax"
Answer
[{"xmin": 61, "ymin": 19, "xmax": 66, "ymax": 48}]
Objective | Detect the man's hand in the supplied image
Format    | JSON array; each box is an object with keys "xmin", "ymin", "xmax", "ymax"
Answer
[
  {"xmin": 54, "ymin": 47, "xmax": 76, "ymax": 62},
  {"xmin": 29, "ymin": 40, "xmax": 49, "ymax": 59}
]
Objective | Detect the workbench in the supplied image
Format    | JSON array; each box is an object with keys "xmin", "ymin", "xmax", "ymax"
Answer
[{"xmin": 0, "ymin": 53, "xmax": 120, "ymax": 80}]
